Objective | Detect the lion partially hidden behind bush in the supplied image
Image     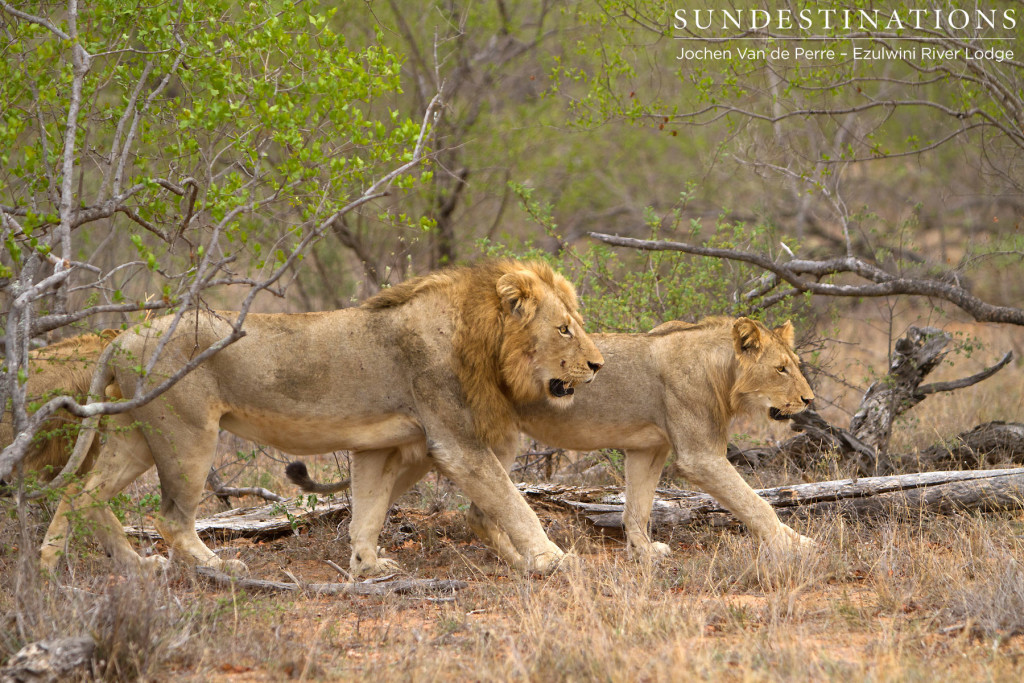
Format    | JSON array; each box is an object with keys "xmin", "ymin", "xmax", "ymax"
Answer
[
  {"xmin": 1, "ymin": 330, "xmax": 119, "ymax": 491},
  {"xmin": 40, "ymin": 260, "xmax": 604, "ymax": 577}
]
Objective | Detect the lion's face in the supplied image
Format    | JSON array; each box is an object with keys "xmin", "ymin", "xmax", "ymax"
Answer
[
  {"xmin": 496, "ymin": 267, "xmax": 604, "ymax": 407},
  {"xmin": 731, "ymin": 318, "xmax": 814, "ymax": 420}
]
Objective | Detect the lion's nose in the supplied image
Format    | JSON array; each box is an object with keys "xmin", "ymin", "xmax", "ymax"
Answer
[
  {"xmin": 588, "ymin": 361, "xmax": 603, "ymax": 373},
  {"xmin": 801, "ymin": 396, "xmax": 813, "ymax": 406}
]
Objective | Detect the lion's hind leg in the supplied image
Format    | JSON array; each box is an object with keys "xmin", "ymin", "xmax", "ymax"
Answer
[
  {"xmin": 623, "ymin": 446, "xmax": 672, "ymax": 560},
  {"xmin": 145, "ymin": 425, "xmax": 247, "ymax": 574},
  {"xmin": 348, "ymin": 447, "xmax": 414, "ymax": 577}
]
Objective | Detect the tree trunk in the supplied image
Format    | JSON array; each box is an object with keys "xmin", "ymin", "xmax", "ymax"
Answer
[{"xmin": 847, "ymin": 326, "xmax": 950, "ymax": 463}]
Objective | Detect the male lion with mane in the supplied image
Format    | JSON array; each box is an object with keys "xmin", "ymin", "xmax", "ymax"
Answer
[
  {"xmin": 290, "ymin": 316, "xmax": 816, "ymax": 564},
  {"xmin": 41, "ymin": 260, "xmax": 603, "ymax": 577}
]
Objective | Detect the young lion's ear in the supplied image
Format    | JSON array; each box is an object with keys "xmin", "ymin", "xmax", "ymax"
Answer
[
  {"xmin": 774, "ymin": 321, "xmax": 796, "ymax": 348},
  {"xmin": 732, "ymin": 317, "xmax": 763, "ymax": 357},
  {"xmin": 497, "ymin": 270, "xmax": 540, "ymax": 320}
]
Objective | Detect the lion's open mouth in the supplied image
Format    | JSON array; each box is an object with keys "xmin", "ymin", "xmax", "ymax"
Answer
[
  {"xmin": 768, "ymin": 407, "xmax": 791, "ymax": 421},
  {"xmin": 549, "ymin": 378, "xmax": 575, "ymax": 398}
]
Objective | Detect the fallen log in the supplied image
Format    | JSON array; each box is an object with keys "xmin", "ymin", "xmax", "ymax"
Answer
[
  {"xmin": 519, "ymin": 468, "xmax": 1024, "ymax": 530},
  {"xmin": 195, "ymin": 566, "xmax": 467, "ymax": 596},
  {"xmin": 127, "ymin": 468, "xmax": 1024, "ymax": 544},
  {"xmin": 124, "ymin": 496, "xmax": 350, "ymax": 541},
  {"xmin": 916, "ymin": 422, "xmax": 1024, "ymax": 469}
]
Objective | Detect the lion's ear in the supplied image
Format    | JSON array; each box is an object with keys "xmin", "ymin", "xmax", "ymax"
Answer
[
  {"xmin": 774, "ymin": 321, "xmax": 796, "ymax": 348},
  {"xmin": 732, "ymin": 317, "xmax": 763, "ymax": 357},
  {"xmin": 497, "ymin": 270, "xmax": 540, "ymax": 320}
]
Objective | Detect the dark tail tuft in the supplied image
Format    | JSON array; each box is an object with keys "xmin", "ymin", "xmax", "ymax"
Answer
[{"xmin": 284, "ymin": 461, "xmax": 309, "ymax": 485}]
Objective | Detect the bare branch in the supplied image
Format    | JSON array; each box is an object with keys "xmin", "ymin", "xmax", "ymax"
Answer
[
  {"xmin": 589, "ymin": 232, "xmax": 1024, "ymax": 326},
  {"xmin": 112, "ymin": 26, "xmax": 188, "ymax": 198},
  {"xmin": 99, "ymin": 61, "xmax": 154, "ymax": 203},
  {"xmin": 195, "ymin": 566, "xmax": 468, "ymax": 597},
  {"xmin": 920, "ymin": 351, "xmax": 1014, "ymax": 395},
  {"xmin": 30, "ymin": 301, "xmax": 170, "ymax": 337},
  {"xmin": 207, "ymin": 485, "xmax": 286, "ymax": 504}
]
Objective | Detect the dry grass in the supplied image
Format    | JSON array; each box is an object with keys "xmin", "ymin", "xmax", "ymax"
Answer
[{"xmin": 3, "ymin": 498, "xmax": 1024, "ymax": 681}]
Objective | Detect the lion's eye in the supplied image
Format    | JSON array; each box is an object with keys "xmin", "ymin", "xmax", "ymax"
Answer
[
  {"xmin": 558, "ymin": 324, "xmax": 571, "ymax": 337},
  {"xmin": 777, "ymin": 366, "xmax": 788, "ymax": 374}
]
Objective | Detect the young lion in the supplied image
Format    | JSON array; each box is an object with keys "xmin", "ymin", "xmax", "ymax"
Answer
[
  {"xmin": 0, "ymin": 330, "xmax": 118, "ymax": 490},
  {"xmin": 289, "ymin": 317, "xmax": 816, "ymax": 564},
  {"xmin": 42, "ymin": 260, "xmax": 604, "ymax": 577}
]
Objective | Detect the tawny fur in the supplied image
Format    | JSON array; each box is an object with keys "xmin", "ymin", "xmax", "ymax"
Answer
[
  {"xmin": 0, "ymin": 330, "xmax": 118, "ymax": 485},
  {"xmin": 40, "ymin": 260, "xmax": 603, "ymax": 577},
  {"xmin": 364, "ymin": 260, "xmax": 588, "ymax": 446}
]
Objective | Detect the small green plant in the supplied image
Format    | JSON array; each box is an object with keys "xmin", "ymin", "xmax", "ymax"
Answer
[
  {"xmin": 271, "ymin": 501, "xmax": 302, "ymax": 531},
  {"xmin": 108, "ymin": 491, "xmax": 161, "ymax": 524}
]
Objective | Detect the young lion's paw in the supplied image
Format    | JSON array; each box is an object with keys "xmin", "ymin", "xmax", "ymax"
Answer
[
  {"xmin": 139, "ymin": 554, "xmax": 171, "ymax": 573},
  {"xmin": 796, "ymin": 533, "xmax": 818, "ymax": 550},
  {"xmin": 764, "ymin": 525, "xmax": 818, "ymax": 559},
  {"xmin": 39, "ymin": 546, "xmax": 63, "ymax": 574},
  {"xmin": 199, "ymin": 555, "xmax": 249, "ymax": 576},
  {"xmin": 217, "ymin": 558, "xmax": 249, "ymax": 576}
]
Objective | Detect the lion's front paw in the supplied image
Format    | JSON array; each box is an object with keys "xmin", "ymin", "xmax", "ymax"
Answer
[
  {"xmin": 351, "ymin": 549, "xmax": 402, "ymax": 577},
  {"xmin": 39, "ymin": 546, "xmax": 63, "ymax": 574},
  {"xmin": 217, "ymin": 558, "xmax": 249, "ymax": 576},
  {"xmin": 765, "ymin": 525, "xmax": 818, "ymax": 556},
  {"xmin": 626, "ymin": 540, "xmax": 672, "ymax": 561},
  {"xmin": 139, "ymin": 554, "xmax": 171, "ymax": 573},
  {"xmin": 199, "ymin": 555, "xmax": 249, "ymax": 576},
  {"xmin": 528, "ymin": 548, "xmax": 569, "ymax": 575},
  {"xmin": 796, "ymin": 533, "xmax": 818, "ymax": 550}
]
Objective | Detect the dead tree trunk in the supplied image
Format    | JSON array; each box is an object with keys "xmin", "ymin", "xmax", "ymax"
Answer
[
  {"xmin": 917, "ymin": 422, "xmax": 1024, "ymax": 469},
  {"xmin": 848, "ymin": 326, "xmax": 951, "ymax": 463}
]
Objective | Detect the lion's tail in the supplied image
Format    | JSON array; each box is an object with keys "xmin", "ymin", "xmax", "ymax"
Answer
[{"xmin": 284, "ymin": 461, "xmax": 351, "ymax": 494}]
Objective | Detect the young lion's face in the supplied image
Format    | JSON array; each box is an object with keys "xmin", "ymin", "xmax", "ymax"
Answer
[
  {"xmin": 496, "ymin": 269, "xmax": 604, "ymax": 407},
  {"xmin": 731, "ymin": 318, "xmax": 814, "ymax": 419}
]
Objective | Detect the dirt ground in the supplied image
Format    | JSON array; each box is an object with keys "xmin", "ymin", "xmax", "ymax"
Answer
[{"xmin": 5, "ymin": 492, "xmax": 1022, "ymax": 682}]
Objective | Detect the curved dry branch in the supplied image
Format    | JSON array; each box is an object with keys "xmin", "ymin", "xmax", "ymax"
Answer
[
  {"xmin": 920, "ymin": 351, "xmax": 1014, "ymax": 395},
  {"xmin": 589, "ymin": 232, "xmax": 1024, "ymax": 326}
]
